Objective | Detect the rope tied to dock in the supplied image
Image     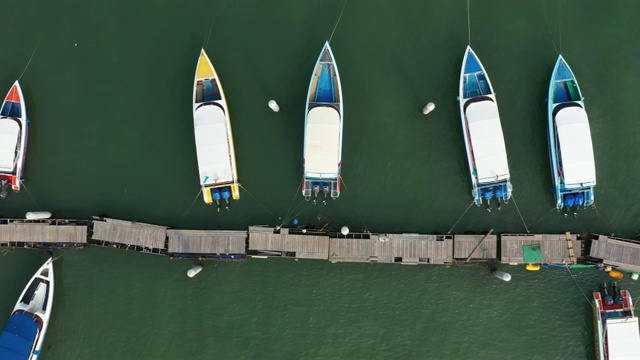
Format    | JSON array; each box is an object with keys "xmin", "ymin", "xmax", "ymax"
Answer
[
  {"xmin": 510, "ymin": 195, "xmax": 530, "ymax": 233},
  {"xmin": 339, "ymin": 176, "xmax": 370, "ymax": 233},
  {"xmin": 447, "ymin": 201, "xmax": 474, "ymax": 235},
  {"xmin": 593, "ymin": 205, "xmax": 614, "ymax": 236},
  {"xmin": 21, "ymin": 182, "xmax": 41, "ymax": 210},
  {"xmin": 563, "ymin": 263, "xmax": 594, "ymax": 310},
  {"xmin": 240, "ymin": 184, "xmax": 278, "ymax": 221},
  {"xmin": 528, "ymin": 207, "xmax": 556, "ymax": 233}
]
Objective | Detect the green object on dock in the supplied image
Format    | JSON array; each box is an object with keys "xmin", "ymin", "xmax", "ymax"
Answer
[
  {"xmin": 523, "ymin": 244, "xmax": 542, "ymax": 264},
  {"xmin": 569, "ymin": 264, "xmax": 596, "ymax": 269}
]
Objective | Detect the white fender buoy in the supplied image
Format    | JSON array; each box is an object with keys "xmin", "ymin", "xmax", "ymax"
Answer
[
  {"xmin": 26, "ymin": 211, "xmax": 53, "ymax": 220},
  {"xmin": 604, "ymin": 266, "xmax": 613, "ymax": 272},
  {"xmin": 632, "ymin": 273, "xmax": 639, "ymax": 280},
  {"xmin": 187, "ymin": 265, "xmax": 203, "ymax": 278},
  {"xmin": 341, "ymin": 226, "xmax": 349, "ymax": 235},
  {"xmin": 492, "ymin": 270, "xmax": 511, "ymax": 282},
  {"xmin": 422, "ymin": 102, "xmax": 435, "ymax": 115},
  {"xmin": 268, "ymin": 100, "xmax": 280, "ymax": 113}
]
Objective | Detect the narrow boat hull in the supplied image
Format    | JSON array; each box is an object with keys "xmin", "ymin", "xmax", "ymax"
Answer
[
  {"xmin": 0, "ymin": 81, "xmax": 28, "ymax": 195},
  {"xmin": 458, "ymin": 46, "xmax": 512, "ymax": 208},
  {"xmin": 192, "ymin": 49, "xmax": 240, "ymax": 208},
  {"xmin": 302, "ymin": 41, "xmax": 344, "ymax": 203},
  {"xmin": 592, "ymin": 285, "xmax": 640, "ymax": 360},
  {"xmin": 547, "ymin": 55, "xmax": 596, "ymax": 211}
]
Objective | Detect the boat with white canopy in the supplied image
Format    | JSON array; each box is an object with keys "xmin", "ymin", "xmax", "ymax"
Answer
[
  {"xmin": 302, "ymin": 41, "xmax": 343, "ymax": 204},
  {"xmin": 547, "ymin": 55, "xmax": 595, "ymax": 216},
  {"xmin": 192, "ymin": 48, "xmax": 240, "ymax": 211},
  {"xmin": 593, "ymin": 283, "xmax": 640, "ymax": 360},
  {"xmin": 0, "ymin": 81, "xmax": 28, "ymax": 199},
  {"xmin": 458, "ymin": 46, "xmax": 512, "ymax": 210},
  {"xmin": 0, "ymin": 257, "xmax": 54, "ymax": 360}
]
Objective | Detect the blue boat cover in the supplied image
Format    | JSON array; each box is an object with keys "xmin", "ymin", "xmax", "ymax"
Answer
[
  {"xmin": 555, "ymin": 59, "xmax": 574, "ymax": 81},
  {"xmin": 314, "ymin": 64, "xmax": 335, "ymax": 103},
  {"xmin": 464, "ymin": 51, "xmax": 482, "ymax": 74},
  {"xmin": 0, "ymin": 313, "xmax": 38, "ymax": 360}
]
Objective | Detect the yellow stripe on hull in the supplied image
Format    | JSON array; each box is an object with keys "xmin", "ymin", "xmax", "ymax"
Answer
[
  {"xmin": 197, "ymin": 51, "xmax": 215, "ymax": 80},
  {"xmin": 202, "ymin": 187, "xmax": 213, "ymax": 204},
  {"xmin": 202, "ymin": 183, "xmax": 241, "ymax": 204}
]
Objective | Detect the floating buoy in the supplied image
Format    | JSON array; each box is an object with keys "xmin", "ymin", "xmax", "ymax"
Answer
[
  {"xmin": 605, "ymin": 266, "xmax": 613, "ymax": 272},
  {"xmin": 422, "ymin": 102, "xmax": 435, "ymax": 115},
  {"xmin": 26, "ymin": 211, "xmax": 53, "ymax": 220},
  {"xmin": 293, "ymin": 218, "xmax": 299, "ymax": 225},
  {"xmin": 268, "ymin": 100, "xmax": 280, "ymax": 112},
  {"xmin": 608, "ymin": 269, "xmax": 624, "ymax": 279},
  {"xmin": 525, "ymin": 264, "xmax": 541, "ymax": 271},
  {"xmin": 631, "ymin": 273, "xmax": 639, "ymax": 280},
  {"xmin": 187, "ymin": 265, "xmax": 203, "ymax": 278},
  {"xmin": 341, "ymin": 226, "xmax": 349, "ymax": 235},
  {"xmin": 492, "ymin": 270, "xmax": 511, "ymax": 282}
]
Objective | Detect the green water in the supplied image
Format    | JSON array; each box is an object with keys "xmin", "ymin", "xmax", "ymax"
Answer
[{"xmin": 1, "ymin": 0, "xmax": 640, "ymax": 358}]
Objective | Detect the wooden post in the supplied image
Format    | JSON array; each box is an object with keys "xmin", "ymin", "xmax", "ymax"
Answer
[
  {"xmin": 565, "ymin": 231, "xmax": 577, "ymax": 264},
  {"xmin": 465, "ymin": 229, "xmax": 494, "ymax": 262}
]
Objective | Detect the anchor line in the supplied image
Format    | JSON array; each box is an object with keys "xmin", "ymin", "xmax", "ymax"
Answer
[
  {"xmin": 177, "ymin": 188, "xmax": 203, "ymax": 224},
  {"xmin": 466, "ymin": 0, "xmax": 471, "ymax": 46},
  {"xmin": 543, "ymin": 0, "xmax": 560, "ymax": 55},
  {"xmin": 18, "ymin": 36, "xmax": 41, "ymax": 81},
  {"xmin": 593, "ymin": 205, "xmax": 614, "ymax": 236},
  {"xmin": 339, "ymin": 175, "xmax": 370, "ymax": 233},
  {"xmin": 511, "ymin": 195, "xmax": 530, "ymax": 233},
  {"xmin": 564, "ymin": 263, "xmax": 595, "ymax": 309},
  {"xmin": 328, "ymin": 0, "xmax": 348, "ymax": 44},
  {"xmin": 558, "ymin": 0, "xmax": 563, "ymax": 55},
  {"xmin": 239, "ymin": 184, "xmax": 278, "ymax": 220},
  {"xmin": 447, "ymin": 201, "xmax": 475, "ymax": 235}
]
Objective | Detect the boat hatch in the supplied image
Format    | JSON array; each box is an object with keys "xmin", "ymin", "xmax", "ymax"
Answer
[
  {"xmin": 196, "ymin": 79, "xmax": 222, "ymax": 103},
  {"xmin": 20, "ymin": 278, "xmax": 49, "ymax": 311}
]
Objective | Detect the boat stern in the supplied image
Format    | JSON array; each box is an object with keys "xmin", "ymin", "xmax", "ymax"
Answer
[
  {"xmin": 302, "ymin": 177, "xmax": 339, "ymax": 204},
  {"xmin": 202, "ymin": 184, "xmax": 238, "ymax": 211},
  {"xmin": 474, "ymin": 181, "xmax": 511, "ymax": 211}
]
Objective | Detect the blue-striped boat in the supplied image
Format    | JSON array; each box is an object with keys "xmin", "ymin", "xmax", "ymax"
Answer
[
  {"xmin": 547, "ymin": 55, "xmax": 595, "ymax": 215},
  {"xmin": 458, "ymin": 46, "xmax": 512, "ymax": 211},
  {"xmin": 302, "ymin": 41, "xmax": 343, "ymax": 204}
]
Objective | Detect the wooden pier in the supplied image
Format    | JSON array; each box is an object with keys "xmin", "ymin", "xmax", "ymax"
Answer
[
  {"xmin": 91, "ymin": 217, "xmax": 168, "ymax": 254},
  {"xmin": 453, "ymin": 233, "xmax": 497, "ymax": 261},
  {"xmin": 0, "ymin": 219, "xmax": 88, "ymax": 246},
  {"xmin": 589, "ymin": 235, "xmax": 640, "ymax": 272},
  {"xmin": 167, "ymin": 229, "xmax": 246, "ymax": 259},
  {"xmin": 500, "ymin": 233, "xmax": 582, "ymax": 265},
  {"xmin": 248, "ymin": 226, "xmax": 329, "ymax": 259}
]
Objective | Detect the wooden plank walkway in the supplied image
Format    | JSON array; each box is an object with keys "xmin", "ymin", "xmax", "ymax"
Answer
[
  {"xmin": 453, "ymin": 234, "xmax": 497, "ymax": 260},
  {"xmin": 0, "ymin": 220, "xmax": 88, "ymax": 244},
  {"xmin": 167, "ymin": 230, "xmax": 246, "ymax": 254},
  {"xmin": 500, "ymin": 234, "xmax": 581, "ymax": 264},
  {"xmin": 329, "ymin": 234, "xmax": 453, "ymax": 264},
  {"xmin": 589, "ymin": 235, "xmax": 640, "ymax": 272},
  {"xmin": 92, "ymin": 218, "xmax": 167, "ymax": 250},
  {"xmin": 248, "ymin": 226, "xmax": 329, "ymax": 260}
]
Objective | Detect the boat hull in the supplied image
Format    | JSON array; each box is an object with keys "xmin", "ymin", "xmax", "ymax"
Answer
[
  {"xmin": 0, "ymin": 81, "xmax": 28, "ymax": 194},
  {"xmin": 302, "ymin": 41, "xmax": 343, "ymax": 203},
  {"xmin": 458, "ymin": 46, "xmax": 512, "ymax": 207},
  {"xmin": 592, "ymin": 286, "xmax": 640, "ymax": 360},
  {"xmin": 192, "ymin": 49, "xmax": 240, "ymax": 207}
]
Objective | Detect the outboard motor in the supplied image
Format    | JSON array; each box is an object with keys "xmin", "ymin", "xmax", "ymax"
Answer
[
  {"xmin": 212, "ymin": 188, "xmax": 221, "ymax": 212},
  {"xmin": 221, "ymin": 187, "xmax": 231, "ymax": 211},
  {"xmin": 312, "ymin": 184, "xmax": 320, "ymax": 204},
  {"xmin": 494, "ymin": 186, "xmax": 503, "ymax": 211},
  {"xmin": 575, "ymin": 192, "xmax": 584, "ymax": 207},
  {"xmin": 563, "ymin": 194, "xmax": 575, "ymax": 218},
  {"xmin": 602, "ymin": 282, "xmax": 614, "ymax": 306},
  {"xmin": 0, "ymin": 179, "xmax": 7, "ymax": 199},
  {"xmin": 322, "ymin": 185, "xmax": 329, "ymax": 205},
  {"xmin": 612, "ymin": 282, "xmax": 624, "ymax": 305},
  {"xmin": 483, "ymin": 189, "xmax": 494, "ymax": 212}
]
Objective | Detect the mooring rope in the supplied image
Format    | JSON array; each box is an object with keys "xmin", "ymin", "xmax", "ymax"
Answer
[
  {"xmin": 447, "ymin": 201, "xmax": 475, "ymax": 235},
  {"xmin": 558, "ymin": 0, "xmax": 563, "ymax": 54},
  {"xmin": 240, "ymin": 184, "xmax": 278, "ymax": 220},
  {"xmin": 280, "ymin": 179, "xmax": 304, "ymax": 226},
  {"xmin": 203, "ymin": 12, "xmax": 215, "ymax": 49},
  {"xmin": 466, "ymin": 0, "xmax": 471, "ymax": 46},
  {"xmin": 528, "ymin": 207, "xmax": 556, "ymax": 233},
  {"xmin": 328, "ymin": 0, "xmax": 348, "ymax": 43},
  {"xmin": 176, "ymin": 188, "xmax": 203, "ymax": 224},
  {"xmin": 511, "ymin": 195, "xmax": 530, "ymax": 233},
  {"xmin": 339, "ymin": 176, "xmax": 370, "ymax": 233},
  {"xmin": 21, "ymin": 182, "xmax": 41, "ymax": 210},
  {"xmin": 543, "ymin": 0, "xmax": 560, "ymax": 55},
  {"xmin": 593, "ymin": 205, "xmax": 614, "ymax": 236},
  {"xmin": 18, "ymin": 36, "xmax": 41, "ymax": 81},
  {"xmin": 564, "ymin": 263, "xmax": 594, "ymax": 309}
]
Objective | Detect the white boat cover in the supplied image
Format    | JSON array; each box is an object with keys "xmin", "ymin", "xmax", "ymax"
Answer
[
  {"xmin": 194, "ymin": 105, "xmax": 233, "ymax": 185},
  {"xmin": 305, "ymin": 106, "xmax": 341, "ymax": 176},
  {"xmin": 555, "ymin": 106, "xmax": 596, "ymax": 188},
  {"xmin": 0, "ymin": 118, "xmax": 19, "ymax": 172},
  {"xmin": 465, "ymin": 100, "xmax": 510, "ymax": 183},
  {"xmin": 606, "ymin": 317, "xmax": 640, "ymax": 360}
]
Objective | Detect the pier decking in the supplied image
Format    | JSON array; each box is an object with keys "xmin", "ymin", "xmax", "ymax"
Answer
[
  {"xmin": 248, "ymin": 226, "xmax": 329, "ymax": 259},
  {"xmin": 91, "ymin": 217, "xmax": 167, "ymax": 253},
  {"xmin": 167, "ymin": 230, "xmax": 246, "ymax": 259},
  {"xmin": 589, "ymin": 235, "xmax": 640, "ymax": 272},
  {"xmin": 453, "ymin": 234, "xmax": 497, "ymax": 260},
  {"xmin": 500, "ymin": 233, "xmax": 582, "ymax": 264},
  {"xmin": 330, "ymin": 234, "xmax": 453, "ymax": 264},
  {"xmin": 0, "ymin": 219, "xmax": 88, "ymax": 246}
]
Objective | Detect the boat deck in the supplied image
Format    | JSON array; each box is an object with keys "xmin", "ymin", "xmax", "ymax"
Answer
[
  {"xmin": 500, "ymin": 233, "xmax": 582, "ymax": 264},
  {"xmin": 248, "ymin": 226, "xmax": 330, "ymax": 260},
  {"xmin": 0, "ymin": 219, "xmax": 88, "ymax": 246},
  {"xmin": 589, "ymin": 235, "xmax": 640, "ymax": 272},
  {"xmin": 91, "ymin": 217, "xmax": 167, "ymax": 253},
  {"xmin": 167, "ymin": 229, "xmax": 246, "ymax": 259}
]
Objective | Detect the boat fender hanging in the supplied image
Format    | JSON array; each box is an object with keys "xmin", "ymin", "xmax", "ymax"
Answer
[
  {"xmin": 492, "ymin": 270, "xmax": 511, "ymax": 282},
  {"xmin": 26, "ymin": 211, "xmax": 53, "ymax": 220},
  {"xmin": 187, "ymin": 265, "xmax": 203, "ymax": 278}
]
